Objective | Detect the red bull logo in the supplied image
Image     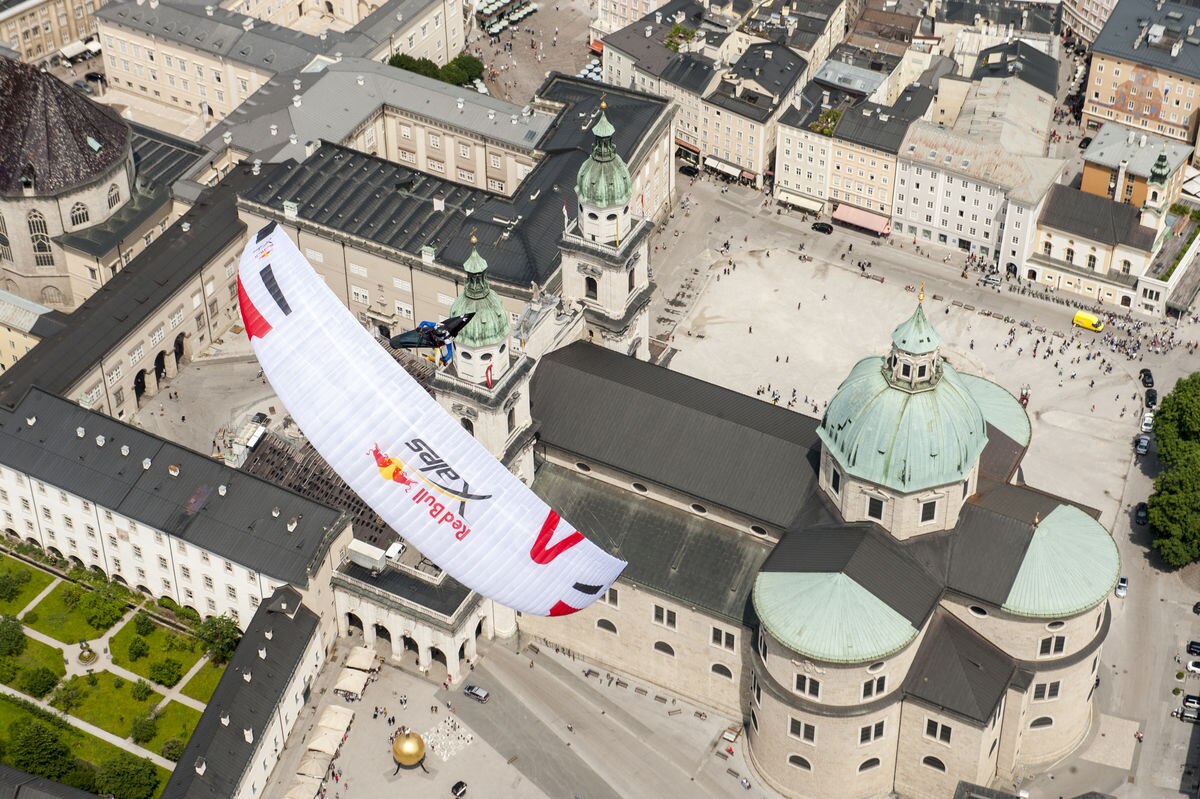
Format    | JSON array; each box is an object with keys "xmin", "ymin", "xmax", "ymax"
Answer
[{"xmin": 371, "ymin": 444, "xmax": 416, "ymax": 488}]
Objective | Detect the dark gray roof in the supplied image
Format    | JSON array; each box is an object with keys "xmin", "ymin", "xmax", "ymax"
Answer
[
  {"xmin": 704, "ymin": 43, "xmax": 807, "ymax": 123},
  {"xmin": 780, "ymin": 83, "xmax": 858, "ymax": 130},
  {"xmin": 339, "ymin": 562, "xmax": 472, "ymax": 618},
  {"xmin": 531, "ymin": 341, "xmax": 821, "ymax": 528},
  {"xmin": 1093, "ymin": 0, "xmax": 1200, "ymax": 81},
  {"xmin": 532, "ymin": 461, "xmax": 771, "ymax": 623},
  {"xmin": 977, "ymin": 422, "xmax": 1025, "ymax": 481},
  {"xmin": 602, "ymin": 0, "xmax": 731, "ymax": 81},
  {"xmin": 953, "ymin": 784, "xmax": 1024, "ymax": 799},
  {"xmin": 1038, "ymin": 184, "xmax": 1158, "ymax": 250},
  {"xmin": 659, "ymin": 53, "xmax": 718, "ymax": 94},
  {"xmin": 945, "ymin": 502, "xmax": 1037, "ymax": 605},
  {"xmin": 832, "ymin": 74, "xmax": 935, "ymax": 152},
  {"xmin": 241, "ymin": 76, "xmax": 669, "ymax": 292},
  {"xmin": 54, "ymin": 182, "xmax": 170, "ymax": 257},
  {"xmin": 0, "ymin": 388, "xmax": 346, "ymax": 585},
  {"xmin": 0, "ymin": 164, "xmax": 263, "ymax": 409},
  {"xmin": 829, "ymin": 42, "xmax": 904, "ymax": 77},
  {"xmin": 904, "ymin": 607, "xmax": 1015, "ymax": 723},
  {"xmin": 130, "ymin": 123, "xmax": 207, "ymax": 188},
  {"xmin": 936, "ymin": 0, "xmax": 1059, "ymax": 34},
  {"xmin": 162, "ymin": 588, "xmax": 319, "ymax": 799},
  {"xmin": 972, "ymin": 41, "xmax": 1059, "ymax": 97},
  {"xmin": 762, "ymin": 523, "xmax": 944, "ymax": 627},
  {"xmin": 0, "ymin": 763, "xmax": 97, "ymax": 799},
  {"xmin": 0, "ymin": 55, "xmax": 130, "ymax": 197}
]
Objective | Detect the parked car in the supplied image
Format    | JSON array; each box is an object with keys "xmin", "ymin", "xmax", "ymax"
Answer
[
  {"xmin": 679, "ymin": 164, "xmax": 699, "ymax": 177},
  {"xmin": 1185, "ymin": 695, "xmax": 1200, "ymax": 710},
  {"xmin": 1115, "ymin": 576, "xmax": 1128, "ymax": 598},
  {"xmin": 1188, "ymin": 641, "xmax": 1200, "ymax": 657},
  {"xmin": 1135, "ymin": 503, "xmax": 1149, "ymax": 525},
  {"xmin": 451, "ymin": 781, "xmax": 468, "ymax": 797},
  {"xmin": 811, "ymin": 221, "xmax": 833, "ymax": 234},
  {"xmin": 1188, "ymin": 660, "xmax": 1200, "ymax": 675},
  {"xmin": 84, "ymin": 71, "xmax": 105, "ymax": 83},
  {"xmin": 71, "ymin": 79, "xmax": 93, "ymax": 93},
  {"xmin": 1079, "ymin": 136, "xmax": 1093, "ymax": 149},
  {"xmin": 1194, "ymin": 601, "xmax": 1200, "ymax": 615},
  {"xmin": 1140, "ymin": 367, "xmax": 1154, "ymax": 388},
  {"xmin": 1146, "ymin": 388, "xmax": 1158, "ymax": 408},
  {"xmin": 463, "ymin": 684, "xmax": 489, "ymax": 703},
  {"xmin": 981, "ymin": 274, "xmax": 1002, "ymax": 287},
  {"xmin": 1135, "ymin": 435, "xmax": 1150, "ymax": 455},
  {"xmin": 1142, "ymin": 412, "xmax": 1155, "ymax": 433}
]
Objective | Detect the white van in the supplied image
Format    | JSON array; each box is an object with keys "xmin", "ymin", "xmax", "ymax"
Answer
[{"xmin": 385, "ymin": 540, "xmax": 406, "ymax": 563}]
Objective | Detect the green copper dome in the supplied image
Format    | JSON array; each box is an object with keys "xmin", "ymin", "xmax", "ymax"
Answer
[
  {"xmin": 575, "ymin": 104, "xmax": 632, "ymax": 209},
  {"xmin": 818, "ymin": 356, "xmax": 987, "ymax": 493},
  {"xmin": 1003, "ymin": 505, "xmax": 1119, "ymax": 618},
  {"xmin": 450, "ymin": 241, "xmax": 509, "ymax": 348},
  {"xmin": 891, "ymin": 303, "xmax": 941, "ymax": 354}
]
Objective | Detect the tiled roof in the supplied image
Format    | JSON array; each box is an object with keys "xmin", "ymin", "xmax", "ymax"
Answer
[
  {"xmin": 904, "ymin": 607, "xmax": 1015, "ymax": 723},
  {"xmin": 1003, "ymin": 504, "xmax": 1120, "ymax": 617},
  {"xmin": 1039, "ymin": 184, "xmax": 1158, "ymax": 250},
  {"xmin": 1093, "ymin": 0, "xmax": 1200, "ymax": 81},
  {"xmin": 0, "ymin": 55, "xmax": 129, "ymax": 197}
]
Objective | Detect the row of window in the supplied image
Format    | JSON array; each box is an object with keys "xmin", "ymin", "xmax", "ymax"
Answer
[{"xmin": 784, "ymin": 752, "xmax": 948, "ymax": 774}]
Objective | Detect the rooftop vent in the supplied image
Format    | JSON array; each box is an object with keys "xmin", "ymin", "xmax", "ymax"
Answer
[
  {"xmin": 244, "ymin": 728, "xmax": 254, "ymax": 744},
  {"xmin": 168, "ymin": 464, "xmax": 180, "ymax": 477},
  {"xmin": 287, "ymin": 517, "xmax": 298, "ymax": 532},
  {"xmin": 220, "ymin": 713, "xmax": 229, "ymax": 726},
  {"xmin": 457, "ymin": 97, "xmax": 464, "ymax": 111},
  {"xmin": 142, "ymin": 458, "xmax": 152, "ymax": 470},
  {"xmin": 242, "ymin": 17, "xmax": 253, "ymax": 31},
  {"xmin": 271, "ymin": 506, "xmax": 280, "ymax": 518},
  {"xmin": 242, "ymin": 669, "xmax": 252, "ymax": 683},
  {"xmin": 181, "ymin": 221, "xmax": 191, "ymax": 232},
  {"xmin": 95, "ymin": 435, "xmax": 105, "ymax": 447},
  {"xmin": 264, "ymin": 628, "xmax": 273, "ymax": 640},
  {"xmin": 293, "ymin": 94, "xmax": 302, "ymax": 107},
  {"xmin": 270, "ymin": 124, "xmax": 278, "ymax": 136},
  {"xmin": 289, "ymin": 133, "xmax": 297, "ymax": 145},
  {"xmin": 25, "ymin": 416, "xmax": 35, "ymax": 426},
  {"xmin": 488, "ymin": 109, "xmax": 495, "ymax": 120},
  {"xmin": 222, "ymin": 131, "xmax": 232, "ymax": 145},
  {"xmin": 120, "ymin": 445, "xmax": 129, "ymax": 456},
  {"xmin": 356, "ymin": 74, "xmax": 364, "ymax": 85},
  {"xmin": 194, "ymin": 758, "xmax": 206, "ymax": 776},
  {"xmin": 258, "ymin": 647, "xmax": 267, "ymax": 659},
  {"xmin": 205, "ymin": 4, "xmax": 213, "ymax": 14},
  {"xmin": 76, "ymin": 427, "xmax": 85, "ymax": 438},
  {"xmin": 218, "ymin": 484, "xmax": 227, "ymax": 496}
]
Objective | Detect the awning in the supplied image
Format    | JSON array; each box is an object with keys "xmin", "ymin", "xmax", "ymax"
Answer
[
  {"xmin": 776, "ymin": 189, "xmax": 824, "ymax": 213},
  {"xmin": 316, "ymin": 705, "xmax": 355, "ymax": 737},
  {"xmin": 297, "ymin": 750, "xmax": 333, "ymax": 779},
  {"xmin": 589, "ymin": 40, "xmax": 603, "ymax": 54},
  {"xmin": 283, "ymin": 777, "xmax": 323, "ymax": 799},
  {"xmin": 345, "ymin": 646, "xmax": 378, "ymax": 672},
  {"xmin": 740, "ymin": 170, "xmax": 757, "ymax": 182},
  {"xmin": 85, "ymin": 39, "xmax": 101, "ymax": 54},
  {"xmin": 674, "ymin": 137, "xmax": 700, "ymax": 154},
  {"xmin": 832, "ymin": 204, "xmax": 892, "ymax": 235},
  {"xmin": 704, "ymin": 157, "xmax": 740, "ymax": 178},
  {"xmin": 309, "ymin": 729, "xmax": 343, "ymax": 756},
  {"xmin": 334, "ymin": 667, "xmax": 368, "ymax": 697},
  {"xmin": 59, "ymin": 41, "xmax": 87, "ymax": 60}
]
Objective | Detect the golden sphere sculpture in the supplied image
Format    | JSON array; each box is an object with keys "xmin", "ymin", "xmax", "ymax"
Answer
[{"xmin": 391, "ymin": 730, "xmax": 426, "ymax": 767}]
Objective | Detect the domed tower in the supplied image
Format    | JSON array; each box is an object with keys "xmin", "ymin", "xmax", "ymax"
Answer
[
  {"xmin": 433, "ymin": 238, "xmax": 535, "ymax": 484},
  {"xmin": 816, "ymin": 296, "xmax": 988, "ymax": 538},
  {"xmin": 0, "ymin": 56, "xmax": 135, "ymax": 308},
  {"xmin": 1140, "ymin": 148, "xmax": 1171, "ymax": 229},
  {"xmin": 559, "ymin": 100, "xmax": 652, "ymax": 360}
]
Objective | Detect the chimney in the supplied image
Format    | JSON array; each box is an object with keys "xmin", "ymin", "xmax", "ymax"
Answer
[
  {"xmin": 271, "ymin": 506, "xmax": 281, "ymax": 518},
  {"xmin": 181, "ymin": 221, "xmax": 191, "ymax": 232},
  {"xmin": 655, "ymin": 10, "xmax": 662, "ymax": 22},
  {"xmin": 292, "ymin": 95, "xmax": 302, "ymax": 107},
  {"xmin": 252, "ymin": 159, "xmax": 262, "ymax": 175},
  {"xmin": 764, "ymin": 49, "xmax": 773, "ymax": 60},
  {"xmin": 645, "ymin": 25, "xmax": 652, "ymax": 37},
  {"xmin": 222, "ymin": 131, "xmax": 232, "ymax": 145},
  {"xmin": 258, "ymin": 647, "xmax": 267, "ymax": 659},
  {"xmin": 76, "ymin": 427, "xmax": 85, "ymax": 438},
  {"xmin": 1128, "ymin": 129, "xmax": 1135, "ymax": 144},
  {"xmin": 1140, "ymin": 133, "xmax": 1147, "ymax": 147},
  {"xmin": 821, "ymin": 89, "xmax": 831, "ymax": 107},
  {"xmin": 287, "ymin": 517, "xmax": 298, "ymax": 532},
  {"xmin": 457, "ymin": 97, "xmax": 464, "ymax": 111},
  {"xmin": 167, "ymin": 464, "xmax": 180, "ymax": 477},
  {"xmin": 141, "ymin": 458, "xmax": 152, "ymax": 470},
  {"xmin": 243, "ymin": 728, "xmax": 254, "ymax": 744},
  {"xmin": 289, "ymin": 133, "xmax": 297, "ymax": 145},
  {"xmin": 335, "ymin": 51, "xmax": 343, "ymax": 61},
  {"xmin": 356, "ymin": 74, "xmax": 364, "ymax": 85},
  {"xmin": 488, "ymin": 109, "xmax": 495, "ymax": 120},
  {"xmin": 293, "ymin": 78, "xmax": 302, "ymax": 91},
  {"xmin": 511, "ymin": 114, "xmax": 517, "ymax": 124},
  {"xmin": 433, "ymin": 195, "xmax": 446, "ymax": 212},
  {"xmin": 242, "ymin": 17, "xmax": 253, "ymax": 31},
  {"xmin": 218, "ymin": 484, "xmax": 227, "ymax": 496},
  {"xmin": 120, "ymin": 445, "xmax": 129, "ymax": 456},
  {"xmin": 205, "ymin": 4, "xmax": 213, "ymax": 14},
  {"xmin": 24, "ymin": 416, "xmax": 34, "ymax": 427},
  {"xmin": 148, "ymin": 0, "xmax": 158, "ymax": 8},
  {"xmin": 1173, "ymin": 40, "xmax": 1184, "ymax": 57},
  {"xmin": 95, "ymin": 434, "xmax": 105, "ymax": 447},
  {"xmin": 269, "ymin": 124, "xmax": 278, "ymax": 136},
  {"xmin": 194, "ymin": 759, "xmax": 206, "ymax": 776}
]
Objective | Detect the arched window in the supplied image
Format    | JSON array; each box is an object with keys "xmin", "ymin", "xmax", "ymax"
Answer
[
  {"xmin": 653, "ymin": 641, "xmax": 674, "ymax": 656},
  {"xmin": 1042, "ymin": 241, "xmax": 1051, "ymax": 256},
  {"xmin": 605, "ymin": 212, "xmax": 617, "ymax": 221},
  {"xmin": 1121, "ymin": 259, "xmax": 1131, "ymax": 274},
  {"xmin": 596, "ymin": 618, "xmax": 617, "ymax": 634},
  {"xmin": 461, "ymin": 418, "xmax": 474, "ymax": 435},
  {"xmin": 107, "ymin": 183, "xmax": 120, "ymax": 209},
  {"xmin": 1030, "ymin": 716, "xmax": 1054, "ymax": 728},
  {"xmin": 921, "ymin": 755, "xmax": 946, "ymax": 771},
  {"xmin": 507, "ymin": 408, "xmax": 516, "ymax": 434},
  {"xmin": 858, "ymin": 758, "xmax": 880, "ymax": 772},
  {"xmin": 40, "ymin": 286, "xmax": 63, "ymax": 305},
  {"xmin": 27, "ymin": 210, "xmax": 53, "ymax": 267},
  {"xmin": 711, "ymin": 663, "xmax": 733, "ymax": 679},
  {"xmin": 585, "ymin": 276, "xmax": 597, "ymax": 300},
  {"xmin": 1065, "ymin": 248, "xmax": 1075, "ymax": 264},
  {"xmin": 70, "ymin": 202, "xmax": 89, "ymax": 227},
  {"xmin": 0, "ymin": 214, "xmax": 10, "ymax": 262},
  {"xmin": 1086, "ymin": 254, "xmax": 1097, "ymax": 270},
  {"xmin": 788, "ymin": 754, "xmax": 811, "ymax": 771},
  {"xmin": 628, "ymin": 267, "xmax": 635, "ymax": 293}
]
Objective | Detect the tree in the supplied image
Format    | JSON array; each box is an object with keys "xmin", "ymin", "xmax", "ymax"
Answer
[
  {"xmin": 0, "ymin": 616, "xmax": 27, "ymax": 658},
  {"xmin": 133, "ymin": 612, "xmax": 155, "ymax": 638},
  {"xmin": 80, "ymin": 583, "xmax": 126, "ymax": 630},
  {"xmin": 8, "ymin": 719, "xmax": 73, "ymax": 779},
  {"xmin": 1153, "ymin": 371, "xmax": 1200, "ymax": 466},
  {"xmin": 160, "ymin": 737, "xmax": 186, "ymax": 761},
  {"xmin": 130, "ymin": 679, "xmax": 153, "ymax": 702},
  {"xmin": 148, "ymin": 658, "xmax": 182, "ymax": 687},
  {"xmin": 197, "ymin": 614, "xmax": 242, "ymax": 663},
  {"xmin": 51, "ymin": 678, "xmax": 86, "ymax": 713},
  {"xmin": 451, "ymin": 52, "xmax": 484, "ymax": 82},
  {"xmin": 1148, "ymin": 447, "xmax": 1200, "ymax": 566},
  {"xmin": 130, "ymin": 713, "xmax": 157, "ymax": 745},
  {"xmin": 20, "ymin": 666, "xmax": 58, "ymax": 698},
  {"xmin": 127, "ymin": 636, "xmax": 150, "ymax": 662},
  {"xmin": 60, "ymin": 584, "xmax": 83, "ymax": 610},
  {"xmin": 438, "ymin": 63, "xmax": 467, "ymax": 86},
  {"xmin": 95, "ymin": 752, "xmax": 159, "ymax": 799},
  {"xmin": 0, "ymin": 573, "xmax": 22, "ymax": 603}
]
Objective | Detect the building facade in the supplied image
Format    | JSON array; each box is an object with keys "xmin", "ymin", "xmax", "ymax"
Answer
[{"xmin": 0, "ymin": 0, "xmax": 100, "ymax": 64}]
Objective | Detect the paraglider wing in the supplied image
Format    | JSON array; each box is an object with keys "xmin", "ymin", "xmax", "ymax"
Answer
[
  {"xmin": 237, "ymin": 223, "xmax": 626, "ymax": 616},
  {"xmin": 389, "ymin": 314, "xmax": 474, "ymax": 351}
]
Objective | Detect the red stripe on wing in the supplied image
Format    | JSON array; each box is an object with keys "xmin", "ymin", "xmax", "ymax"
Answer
[
  {"xmin": 237, "ymin": 275, "xmax": 273, "ymax": 341},
  {"xmin": 529, "ymin": 509, "xmax": 584, "ymax": 565}
]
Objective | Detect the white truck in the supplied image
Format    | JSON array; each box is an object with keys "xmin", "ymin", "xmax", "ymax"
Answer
[{"xmin": 347, "ymin": 539, "xmax": 388, "ymax": 574}]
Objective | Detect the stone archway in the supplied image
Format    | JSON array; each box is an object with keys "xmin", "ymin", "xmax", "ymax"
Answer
[
  {"xmin": 24, "ymin": 538, "xmax": 39, "ymax": 549},
  {"xmin": 346, "ymin": 612, "xmax": 364, "ymax": 634},
  {"xmin": 3, "ymin": 528, "xmax": 17, "ymax": 541},
  {"xmin": 111, "ymin": 573, "xmax": 127, "ymax": 585},
  {"xmin": 173, "ymin": 333, "xmax": 187, "ymax": 368},
  {"xmin": 90, "ymin": 565, "xmax": 105, "ymax": 576},
  {"xmin": 133, "ymin": 369, "xmax": 148, "ymax": 404},
  {"xmin": 135, "ymin": 584, "xmax": 151, "ymax": 597},
  {"xmin": 154, "ymin": 350, "xmax": 172, "ymax": 383},
  {"xmin": 47, "ymin": 547, "xmax": 62, "ymax": 560},
  {"xmin": 68, "ymin": 556, "xmax": 83, "ymax": 569},
  {"xmin": 373, "ymin": 624, "xmax": 393, "ymax": 659},
  {"xmin": 428, "ymin": 646, "xmax": 449, "ymax": 683}
]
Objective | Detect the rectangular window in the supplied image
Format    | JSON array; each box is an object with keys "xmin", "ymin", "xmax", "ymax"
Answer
[
  {"xmin": 157, "ymin": 556, "xmax": 167, "ymax": 569},
  {"xmin": 203, "ymin": 576, "xmax": 214, "ymax": 589},
  {"xmin": 653, "ymin": 604, "xmax": 677, "ymax": 628},
  {"xmin": 926, "ymin": 719, "xmax": 952, "ymax": 743},
  {"xmin": 859, "ymin": 720, "xmax": 885, "ymax": 743},
  {"xmin": 351, "ymin": 285, "xmax": 369, "ymax": 305},
  {"xmin": 711, "ymin": 627, "xmax": 735, "ymax": 650},
  {"xmin": 602, "ymin": 587, "xmax": 618, "ymax": 607},
  {"xmin": 921, "ymin": 501, "xmax": 937, "ymax": 523},
  {"xmin": 226, "ymin": 585, "xmax": 237, "ymax": 599},
  {"xmin": 789, "ymin": 717, "xmax": 816, "ymax": 743},
  {"xmin": 862, "ymin": 676, "xmax": 886, "ymax": 698},
  {"xmin": 794, "ymin": 674, "xmax": 820, "ymax": 698},
  {"xmin": 1033, "ymin": 681, "xmax": 1061, "ymax": 700},
  {"xmin": 830, "ymin": 468, "xmax": 841, "ymax": 495},
  {"xmin": 867, "ymin": 496, "xmax": 884, "ymax": 520},
  {"xmin": 180, "ymin": 566, "xmax": 190, "ymax": 579},
  {"xmin": 1039, "ymin": 635, "xmax": 1066, "ymax": 656}
]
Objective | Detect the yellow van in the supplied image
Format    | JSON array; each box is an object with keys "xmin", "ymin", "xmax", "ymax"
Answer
[{"xmin": 1072, "ymin": 310, "xmax": 1104, "ymax": 332}]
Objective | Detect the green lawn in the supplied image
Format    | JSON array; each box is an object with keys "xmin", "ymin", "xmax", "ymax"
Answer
[
  {"xmin": 144, "ymin": 700, "xmax": 202, "ymax": 756},
  {"xmin": 180, "ymin": 660, "xmax": 225, "ymax": 703},
  {"xmin": 50, "ymin": 671, "xmax": 162, "ymax": 738},
  {"xmin": 0, "ymin": 555, "xmax": 54, "ymax": 616},
  {"xmin": 0, "ymin": 635, "xmax": 65, "ymax": 696},
  {"xmin": 110, "ymin": 615, "xmax": 203, "ymax": 682},
  {"xmin": 0, "ymin": 693, "xmax": 171, "ymax": 797},
  {"xmin": 24, "ymin": 583, "xmax": 126, "ymax": 644}
]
